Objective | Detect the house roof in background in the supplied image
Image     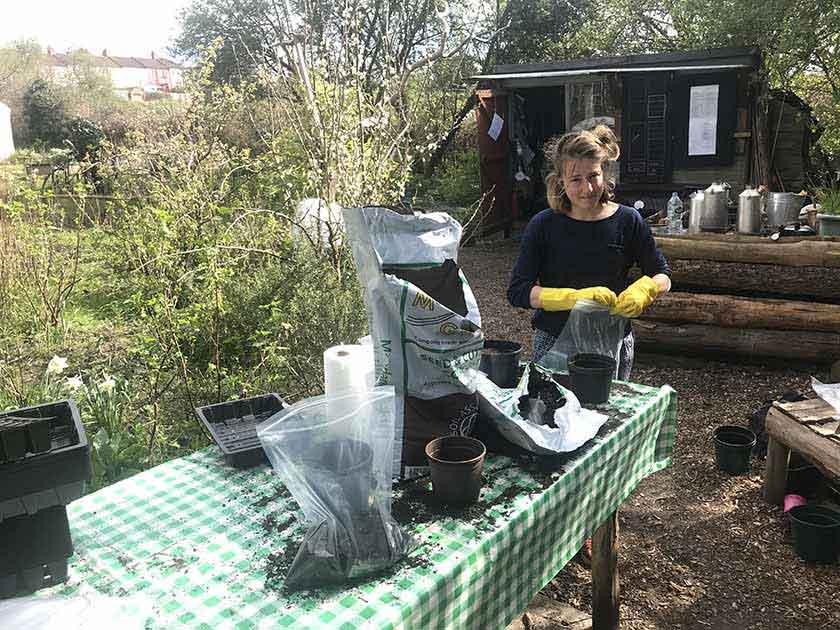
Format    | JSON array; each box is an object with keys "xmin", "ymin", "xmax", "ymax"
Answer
[{"xmin": 46, "ymin": 50, "xmax": 183, "ymax": 70}]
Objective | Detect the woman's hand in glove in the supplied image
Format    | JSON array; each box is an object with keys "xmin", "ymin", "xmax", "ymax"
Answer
[
  {"xmin": 611, "ymin": 276, "xmax": 660, "ymax": 318},
  {"xmin": 538, "ymin": 286, "xmax": 617, "ymax": 311}
]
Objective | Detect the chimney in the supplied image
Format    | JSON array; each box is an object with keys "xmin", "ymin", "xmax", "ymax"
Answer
[
  {"xmin": 150, "ymin": 51, "xmax": 155, "ymax": 60},
  {"xmin": 102, "ymin": 49, "xmax": 108, "ymax": 57}
]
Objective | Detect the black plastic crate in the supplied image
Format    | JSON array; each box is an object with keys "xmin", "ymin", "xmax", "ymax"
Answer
[
  {"xmin": 0, "ymin": 506, "xmax": 74, "ymax": 598},
  {"xmin": 0, "ymin": 400, "xmax": 91, "ymax": 520},
  {"xmin": 195, "ymin": 394, "xmax": 287, "ymax": 468}
]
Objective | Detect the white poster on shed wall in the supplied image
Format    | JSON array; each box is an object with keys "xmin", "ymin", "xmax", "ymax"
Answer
[
  {"xmin": 0, "ymin": 102, "xmax": 14, "ymax": 161},
  {"xmin": 688, "ymin": 84, "xmax": 719, "ymax": 156}
]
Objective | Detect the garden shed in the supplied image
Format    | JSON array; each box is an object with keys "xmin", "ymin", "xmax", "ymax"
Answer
[{"xmin": 472, "ymin": 47, "xmax": 812, "ymax": 234}]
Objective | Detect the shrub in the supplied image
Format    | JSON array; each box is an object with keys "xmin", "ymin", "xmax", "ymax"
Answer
[{"xmin": 22, "ymin": 79, "xmax": 68, "ymax": 147}]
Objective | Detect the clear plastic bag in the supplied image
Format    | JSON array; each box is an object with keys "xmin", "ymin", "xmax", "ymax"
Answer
[
  {"xmin": 537, "ymin": 300, "xmax": 627, "ymax": 377},
  {"xmin": 257, "ymin": 386, "xmax": 414, "ymax": 591}
]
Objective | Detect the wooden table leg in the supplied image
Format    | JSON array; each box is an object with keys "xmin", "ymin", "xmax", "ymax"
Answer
[
  {"xmin": 592, "ymin": 510, "xmax": 619, "ymax": 630},
  {"xmin": 764, "ymin": 435, "xmax": 790, "ymax": 505}
]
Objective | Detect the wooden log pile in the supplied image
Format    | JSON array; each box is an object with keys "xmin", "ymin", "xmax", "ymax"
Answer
[{"xmin": 634, "ymin": 234, "xmax": 840, "ymax": 366}]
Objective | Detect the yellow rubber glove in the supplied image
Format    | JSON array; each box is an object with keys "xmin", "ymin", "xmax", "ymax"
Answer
[
  {"xmin": 539, "ymin": 286, "xmax": 617, "ymax": 311},
  {"xmin": 612, "ymin": 276, "xmax": 660, "ymax": 318}
]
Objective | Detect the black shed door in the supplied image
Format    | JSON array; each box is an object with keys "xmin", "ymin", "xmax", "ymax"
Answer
[{"xmin": 621, "ymin": 75, "xmax": 671, "ymax": 184}]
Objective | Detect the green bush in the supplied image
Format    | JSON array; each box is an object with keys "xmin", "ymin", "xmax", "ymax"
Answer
[{"xmin": 22, "ymin": 79, "xmax": 68, "ymax": 147}]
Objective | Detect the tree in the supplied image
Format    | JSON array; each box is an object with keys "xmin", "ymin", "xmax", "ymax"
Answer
[
  {"xmin": 172, "ymin": 0, "xmax": 278, "ymax": 84},
  {"xmin": 0, "ymin": 41, "xmax": 47, "ymax": 145},
  {"xmin": 173, "ymin": 0, "xmax": 493, "ymax": 208},
  {"xmin": 495, "ymin": 0, "xmax": 594, "ymax": 65},
  {"xmin": 23, "ymin": 79, "xmax": 67, "ymax": 147}
]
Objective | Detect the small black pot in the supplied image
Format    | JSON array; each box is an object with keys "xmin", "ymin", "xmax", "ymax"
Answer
[
  {"xmin": 479, "ymin": 340, "xmax": 523, "ymax": 389},
  {"xmin": 713, "ymin": 425, "xmax": 756, "ymax": 475},
  {"xmin": 789, "ymin": 505, "xmax": 840, "ymax": 564},
  {"xmin": 568, "ymin": 353, "xmax": 616, "ymax": 404},
  {"xmin": 425, "ymin": 436, "xmax": 486, "ymax": 507}
]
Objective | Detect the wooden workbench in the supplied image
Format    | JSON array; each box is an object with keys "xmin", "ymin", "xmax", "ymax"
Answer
[{"xmin": 763, "ymin": 397, "xmax": 840, "ymax": 504}]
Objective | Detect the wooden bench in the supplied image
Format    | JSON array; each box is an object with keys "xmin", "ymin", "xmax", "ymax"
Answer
[{"xmin": 763, "ymin": 397, "xmax": 840, "ymax": 504}]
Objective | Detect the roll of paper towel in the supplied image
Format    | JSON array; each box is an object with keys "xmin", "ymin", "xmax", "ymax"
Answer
[{"xmin": 324, "ymin": 344, "xmax": 375, "ymax": 396}]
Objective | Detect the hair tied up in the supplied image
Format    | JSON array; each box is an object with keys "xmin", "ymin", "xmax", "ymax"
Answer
[{"xmin": 543, "ymin": 123, "xmax": 621, "ymax": 213}]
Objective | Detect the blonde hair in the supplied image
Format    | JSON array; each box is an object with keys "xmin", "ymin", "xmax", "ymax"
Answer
[{"xmin": 545, "ymin": 124, "xmax": 620, "ymax": 213}]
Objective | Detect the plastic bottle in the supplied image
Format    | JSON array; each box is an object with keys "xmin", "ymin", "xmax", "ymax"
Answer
[{"xmin": 667, "ymin": 192, "xmax": 683, "ymax": 234}]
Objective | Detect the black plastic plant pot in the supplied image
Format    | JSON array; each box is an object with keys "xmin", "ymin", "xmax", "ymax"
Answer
[
  {"xmin": 0, "ymin": 505, "xmax": 74, "ymax": 598},
  {"xmin": 195, "ymin": 393, "xmax": 287, "ymax": 468},
  {"xmin": 568, "ymin": 353, "xmax": 616, "ymax": 405},
  {"xmin": 479, "ymin": 340, "xmax": 523, "ymax": 389},
  {"xmin": 713, "ymin": 425, "xmax": 756, "ymax": 475},
  {"xmin": 425, "ymin": 436, "xmax": 486, "ymax": 507},
  {"xmin": 300, "ymin": 439, "xmax": 376, "ymax": 513},
  {"xmin": 0, "ymin": 400, "xmax": 91, "ymax": 516},
  {"xmin": 789, "ymin": 505, "xmax": 840, "ymax": 564}
]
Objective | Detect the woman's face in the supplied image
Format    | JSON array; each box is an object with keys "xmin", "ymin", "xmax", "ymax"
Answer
[{"xmin": 562, "ymin": 158, "xmax": 606, "ymax": 212}]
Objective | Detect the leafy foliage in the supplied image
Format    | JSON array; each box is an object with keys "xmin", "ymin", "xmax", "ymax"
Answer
[
  {"xmin": 495, "ymin": 0, "xmax": 594, "ymax": 64},
  {"xmin": 23, "ymin": 79, "xmax": 68, "ymax": 147}
]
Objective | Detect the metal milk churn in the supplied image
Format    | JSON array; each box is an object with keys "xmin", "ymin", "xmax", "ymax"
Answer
[
  {"xmin": 736, "ymin": 187, "xmax": 763, "ymax": 234},
  {"xmin": 701, "ymin": 182, "xmax": 730, "ymax": 232},
  {"xmin": 688, "ymin": 191, "xmax": 704, "ymax": 234}
]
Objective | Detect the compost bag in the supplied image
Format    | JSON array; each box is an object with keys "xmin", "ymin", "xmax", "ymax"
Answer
[
  {"xmin": 257, "ymin": 387, "xmax": 414, "ymax": 591},
  {"xmin": 536, "ymin": 300, "xmax": 627, "ymax": 377},
  {"xmin": 453, "ymin": 359, "xmax": 608, "ymax": 455},
  {"xmin": 344, "ymin": 207, "xmax": 483, "ymax": 479}
]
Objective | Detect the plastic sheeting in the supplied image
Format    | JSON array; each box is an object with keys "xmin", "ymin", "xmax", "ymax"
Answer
[
  {"xmin": 536, "ymin": 300, "xmax": 627, "ymax": 377},
  {"xmin": 454, "ymin": 361, "xmax": 608, "ymax": 455},
  {"xmin": 0, "ymin": 102, "xmax": 14, "ymax": 161}
]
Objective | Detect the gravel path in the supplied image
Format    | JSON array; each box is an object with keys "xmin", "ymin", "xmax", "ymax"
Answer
[{"xmin": 458, "ymin": 238, "xmax": 840, "ymax": 630}]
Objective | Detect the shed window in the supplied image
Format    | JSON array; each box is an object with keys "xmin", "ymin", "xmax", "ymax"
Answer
[
  {"xmin": 567, "ymin": 80, "xmax": 615, "ymax": 130},
  {"xmin": 672, "ymin": 73, "xmax": 737, "ymax": 168}
]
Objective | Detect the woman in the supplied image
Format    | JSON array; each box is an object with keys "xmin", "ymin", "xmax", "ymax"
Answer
[{"xmin": 507, "ymin": 125, "xmax": 671, "ymax": 379}]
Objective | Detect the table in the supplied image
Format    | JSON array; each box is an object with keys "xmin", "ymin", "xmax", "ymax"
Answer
[
  {"xmin": 764, "ymin": 397, "xmax": 840, "ymax": 505},
  {"xmin": 40, "ymin": 382, "xmax": 676, "ymax": 629}
]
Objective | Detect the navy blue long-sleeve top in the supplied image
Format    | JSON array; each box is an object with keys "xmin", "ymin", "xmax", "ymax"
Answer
[{"xmin": 507, "ymin": 205, "xmax": 670, "ymax": 335}]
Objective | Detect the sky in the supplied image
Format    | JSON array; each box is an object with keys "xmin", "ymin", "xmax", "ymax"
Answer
[{"xmin": 0, "ymin": 0, "xmax": 193, "ymax": 59}]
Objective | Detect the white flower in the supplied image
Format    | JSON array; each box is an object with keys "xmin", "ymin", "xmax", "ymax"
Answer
[
  {"xmin": 64, "ymin": 375, "xmax": 84, "ymax": 391},
  {"xmin": 46, "ymin": 355, "xmax": 69, "ymax": 375},
  {"xmin": 99, "ymin": 375, "xmax": 116, "ymax": 395}
]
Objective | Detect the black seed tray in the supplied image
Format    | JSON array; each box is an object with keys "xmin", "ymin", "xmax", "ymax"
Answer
[
  {"xmin": 195, "ymin": 393, "xmax": 287, "ymax": 468},
  {"xmin": 0, "ymin": 416, "xmax": 51, "ymax": 462},
  {"xmin": 0, "ymin": 480, "xmax": 87, "ymax": 523},
  {"xmin": 0, "ymin": 506, "xmax": 74, "ymax": 598},
  {"xmin": 0, "ymin": 400, "xmax": 91, "ymax": 509}
]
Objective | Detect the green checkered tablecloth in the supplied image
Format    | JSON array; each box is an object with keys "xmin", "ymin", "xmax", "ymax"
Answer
[{"xmin": 43, "ymin": 382, "xmax": 676, "ymax": 629}]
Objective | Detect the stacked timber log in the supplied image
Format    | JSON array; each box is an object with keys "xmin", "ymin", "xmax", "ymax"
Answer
[{"xmin": 632, "ymin": 234, "xmax": 840, "ymax": 367}]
